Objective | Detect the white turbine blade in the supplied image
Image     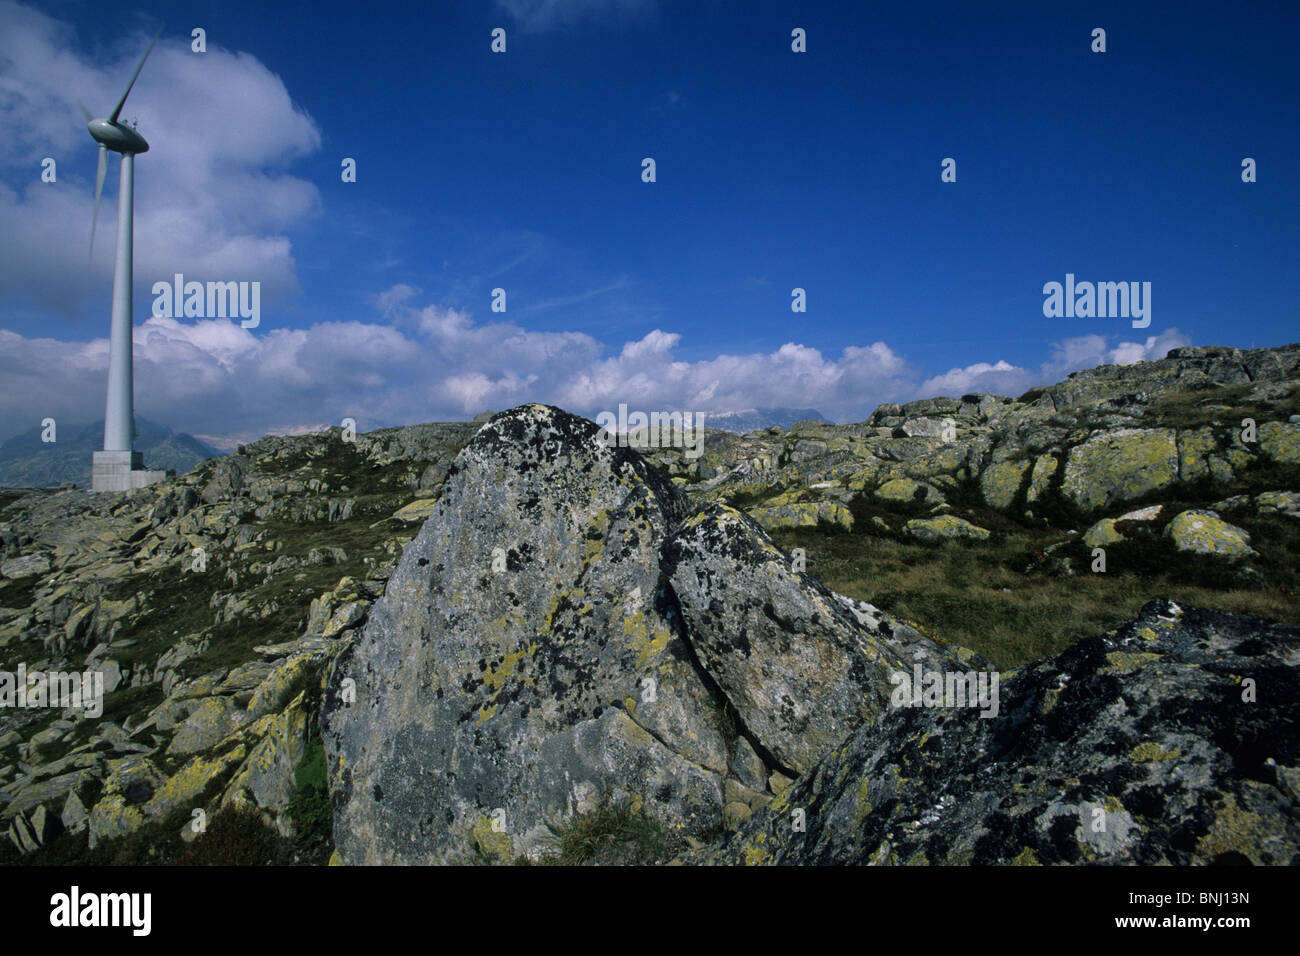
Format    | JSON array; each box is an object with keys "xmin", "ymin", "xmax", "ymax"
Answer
[
  {"xmin": 89, "ymin": 144, "xmax": 107, "ymax": 263},
  {"xmin": 108, "ymin": 23, "xmax": 164, "ymax": 124},
  {"xmin": 77, "ymin": 99, "xmax": 92, "ymax": 122}
]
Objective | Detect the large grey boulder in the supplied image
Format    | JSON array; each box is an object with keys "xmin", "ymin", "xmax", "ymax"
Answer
[
  {"xmin": 323, "ymin": 404, "xmax": 980, "ymax": 864},
  {"xmin": 323, "ymin": 405, "xmax": 729, "ymax": 863},
  {"xmin": 698, "ymin": 600, "xmax": 1300, "ymax": 865}
]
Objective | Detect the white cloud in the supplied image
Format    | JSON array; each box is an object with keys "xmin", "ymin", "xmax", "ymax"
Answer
[
  {"xmin": 918, "ymin": 329, "xmax": 1194, "ymax": 400},
  {"xmin": 0, "ymin": 288, "xmax": 921, "ymax": 443},
  {"xmin": 0, "ymin": 280, "xmax": 1199, "ymax": 447},
  {"xmin": 0, "ymin": 2, "xmax": 321, "ymax": 315}
]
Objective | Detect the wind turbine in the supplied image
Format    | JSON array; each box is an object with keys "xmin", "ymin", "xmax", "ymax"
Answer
[{"xmin": 83, "ymin": 24, "xmax": 167, "ymax": 492}]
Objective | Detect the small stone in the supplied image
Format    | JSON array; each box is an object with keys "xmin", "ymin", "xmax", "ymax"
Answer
[{"xmin": 1164, "ymin": 510, "xmax": 1256, "ymax": 559}]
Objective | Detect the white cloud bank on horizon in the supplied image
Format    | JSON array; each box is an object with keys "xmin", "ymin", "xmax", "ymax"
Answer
[
  {"xmin": 0, "ymin": 285, "xmax": 1194, "ymax": 446},
  {"xmin": 0, "ymin": 1, "xmax": 320, "ymax": 316},
  {"xmin": 917, "ymin": 327, "xmax": 1192, "ymax": 399}
]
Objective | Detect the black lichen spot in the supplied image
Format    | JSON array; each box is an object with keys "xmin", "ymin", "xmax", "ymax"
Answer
[
  {"xmin": 417, "ymin": 557, "xmax": 429, "ymax": 567},
  {"xmin": 372, "ymin": 783, "xmax": 384, "ymax": 802},
  {"xmin": 1125, "ymin": 785, "xmax": 1167, "ymax": 819},
  {"xmin": 1211, "ymin": 850, "xmax": 1253, "ymax": 866},
  {"xmin": 1234, "ymin": 638, "xmax": 1268, "ymax": 657},
  {"xmin": 124, "ymin": 780, "xmax": 153, "ymax": 805}
]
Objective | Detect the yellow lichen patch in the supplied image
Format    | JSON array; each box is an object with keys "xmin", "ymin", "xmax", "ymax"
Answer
[
  {"xmin": 1101, "ymin": 651, "xmax": 1162, "ymax": 674},
  {"xmin": 1129, "ymin": 741, "xmax": 1181, "ymax": 762},
  {"xmin": 538, "ymin": 587, "xmax": 586, "ymax": 638},
  {"xmin": 854, "ymin": 777, "xmax": 873, "ymax": 825},
  {"xmin": 981, "ymin": 460, "xmax": 1030, "ymax": 511},
  {"xmin": 621, "ymin": 609, "xmax": 673, "ymax": 668},
  {"xmin": 1137, "ymin": 627, "xmax": 1159, "ymax": 642},
  {"xmin": 470, "ymin": 814, "xmax": 513, "ymax": 862},
  {"xmin": 1011, "ymin": 847, "xmax": 1042, "ymax": 866},
  {"xmin": 482, "ymin": 644, "xmax": 538, "ymax": 693},
  {"xmin": 743, "ymin": 845, "xmax": 771, "ymax": 865},
  {"xmin": 1105, "ymin": 796, "xmax": 1125, "ymax": 813},
  {"xmin": 1194, "ymin": 789, "xmax": 1274, "ymax": 863},
  {"xmin": 152, "ymin": 743, "xmax": 247, "ymax": 812},
  {"xmin": 476, "ymin": 704, "xmax": 497, "ymax": 726}
]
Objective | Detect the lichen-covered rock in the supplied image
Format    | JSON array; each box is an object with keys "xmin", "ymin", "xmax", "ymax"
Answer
[
  {"xmin": 168, "ymin": 696, "xmax": 250, "ymax": 756},
  {"xmin": 389, "ymin": 497, "xmax": 440, "ymax": 523},
  {"xmin": 1025, "ymin": 454, "xmax": 1058, "ymax": 503},
  {"xmin": 1256, "ymin": 491, "xmax": 1300, "ymax": 519},
  {"xmin": 1082, "ymin": 518, "xmax": 1124, "ymax": 549},
  {"xmin": 323, "ymin": 405, "xmax": 727, "ymax": 864},
  {"xmin": 1164, "ymin": 510, "xmax": 1257, "ymax": 559},
  {"xmin": 874, "ymin": 477, "xmax": 943, "ymax": 505},
  {"xmin": 87, "ymin": 756, "xmax": 168, "ymax": 848},
  {"xmin": 664, "ymin": 506, "xmax": 963, "ymax": 775},
  {"xmin": 1083, "ymin": 505, "xmax": 1164, "ymax": 549},
  {"xmin": 903, "ymin": 515, "xmax": 990, "ymax": 544},
  {"xmin": 748, "ymin": 501, "xmax": 853, "ymax": 532},
  {"xmin": 7, "ymin": 804, "xmax": 63, "ymax": 853},
  {"xmin": 222, "ymin": 691, "xmax": 312, "ymax": 830},
  {"xmin": 1061, "ymin": 428, "xmax": 1178, "ymax": 513},
  {"xmin": 980, "ymin": 460, "xmax": 1029, "ymax": 510},
  {"xmin": 2, "ymin": 553, "xmax": 51, "ymax": 579},
  {"xmin": 699, "ymin": 601, "xmax": 1300, "ymax": 865},
  {"xmin": 1258, "ymin": 421, "xmax": 1300, "ymax": 464}
]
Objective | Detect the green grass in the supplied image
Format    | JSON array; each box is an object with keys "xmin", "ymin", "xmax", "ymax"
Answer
[
  {"xmin": 286, "ymin": 733, "xmax": 332, "ymax": 842},
  {"xmin": 0, "ymin": 804, "xmax": 314, "ymax": 866},
  {"xmin": 545, "ymin": 804, "xmax": 684, "ymax": 866},
  {"xmin": 773, "ymin": 509, "xmax": 1300, "ymax": 670},
  {"xmin": 1141, "ymin": 382, "xmax": 1298, "ymax": 430}
]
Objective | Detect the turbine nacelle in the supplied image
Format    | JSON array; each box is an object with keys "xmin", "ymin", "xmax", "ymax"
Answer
[{"xmin": 87, "ymin": 117, "xmax": 149, "ymax": 155}]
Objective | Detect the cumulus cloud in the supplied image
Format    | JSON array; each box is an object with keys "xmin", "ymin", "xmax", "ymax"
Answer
[
  {"xmin": 917, "ymin": 329, "xmax": 1193, "ymax": 399},
  {"xmin": 0, "ymin": 278, "xmax": 1199, "ymax": 445},
  {"xmin": 0, "ymin": 2, "xmax": 321, "ymax": 316},
  {"xmin": 0, "ymin": 288, "xmax": 926, "ymax": 444},
  {"xmin": 494, "ymin": 0, "xmax": 657, "ymax": 33}
]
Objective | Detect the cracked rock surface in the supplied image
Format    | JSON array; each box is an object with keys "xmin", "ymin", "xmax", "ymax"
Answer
[{"xmin": 323, "ymin": 405, "xmax": 976, "ymax": 862}]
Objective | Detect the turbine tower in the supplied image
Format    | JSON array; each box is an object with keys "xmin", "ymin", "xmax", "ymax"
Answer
[{"xmin": 85, "ymin": 24, "xmax": 167, "ymax": 492}]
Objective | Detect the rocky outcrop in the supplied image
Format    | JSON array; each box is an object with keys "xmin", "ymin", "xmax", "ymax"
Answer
[
  {"xmin": 699, "ymin": 600, "xmax": 1300, "ymax": 865},
  {"xmin": 323, "ymin": 405, "xmax": 726, "ymax": 863},
  {"xmin": 663, "ymin": 506, "xmax": 947, "ymax": 775},
  {"xmin": 3, "ymin": 342, "xmax": 1298, "ymax": 865},
  {"xmin": 322, "ymin": 406, "xmax": 978, "ymax": 863}
]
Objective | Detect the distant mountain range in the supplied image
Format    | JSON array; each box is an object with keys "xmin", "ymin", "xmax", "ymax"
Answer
[
  {"xmin": 702, "ymin": 407, "xmax": 830, "ymax": 433},
  {"xmin": 0, "ymin": 419, "xmax": 224, "ymax": 489}
]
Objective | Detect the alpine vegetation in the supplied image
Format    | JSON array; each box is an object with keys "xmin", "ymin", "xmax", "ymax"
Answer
[{"xmin": 2, "ymin": 344, "xmax": 1299, "ymax": 867}]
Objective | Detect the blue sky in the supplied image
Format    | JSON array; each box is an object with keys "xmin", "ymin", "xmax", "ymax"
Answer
[{"xmin": 1, "ymin": 0, "xmax": 1296, "ymax": 447}]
